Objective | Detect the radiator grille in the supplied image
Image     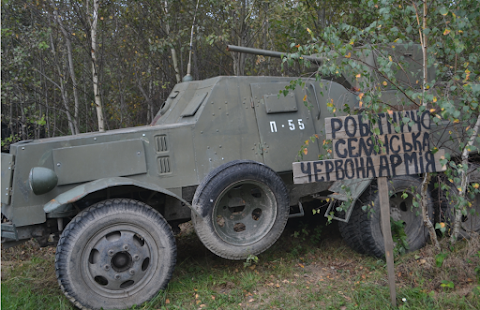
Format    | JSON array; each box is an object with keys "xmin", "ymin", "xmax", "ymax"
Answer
[
  {"xmin": 155, "ymin": 135, "xmax": 168, "ymax": 152},
  {"xmin": 157, "ymin": 156, "xmax": 171, "ymax": 174}
]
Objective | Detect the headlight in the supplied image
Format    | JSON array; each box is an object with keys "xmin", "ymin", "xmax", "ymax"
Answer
[{"xmin": 29, "ymin": 167, "xmax": 58, "ymax": 195}]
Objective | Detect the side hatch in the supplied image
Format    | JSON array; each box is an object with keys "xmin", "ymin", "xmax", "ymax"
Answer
[{"xmin": 250, "ymin": 82, "xmax": 321, "ymax": 172}]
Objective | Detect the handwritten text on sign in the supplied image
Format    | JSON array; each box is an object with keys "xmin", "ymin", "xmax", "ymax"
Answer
[{"xmin": 293, "ymin": 110, "xmax": 446, "ymax": 184}]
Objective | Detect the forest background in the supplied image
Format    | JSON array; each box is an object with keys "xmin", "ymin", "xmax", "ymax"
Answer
[{"xmin": 1, "ymin": 0, "xmax": 389, "ymax": 144}]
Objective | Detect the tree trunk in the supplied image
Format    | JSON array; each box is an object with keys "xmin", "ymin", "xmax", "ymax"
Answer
[
  {"xmin": 91, "ymin": 0, "xmax": 105, "ymax": 132},
  {"xmin": 451, "ymin": 114, "xmax": 480, "ymax": 242},
  {"xmin": 418, "ymin": 0, "xmax": 440, "ymax": 250},
  {"xmin": 164, "ymin": 1, "xmax": 181, "ymax": 83},
  {"xmin": 52, "ymin": 1, "xmax": 79, "ymax": 134},
  {"xmin": 48, "ymin": 32, "xmax": 75, "ymax": 135}
]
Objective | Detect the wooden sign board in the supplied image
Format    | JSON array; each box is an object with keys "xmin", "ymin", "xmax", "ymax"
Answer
[{"xmin": 293, "ymin": 110, "xmax": 446, "ymax": 184}]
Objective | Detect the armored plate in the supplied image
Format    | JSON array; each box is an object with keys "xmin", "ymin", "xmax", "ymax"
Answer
[
  {"xmin": 52, "ymin": 140, "xmax": 147, "ymax": 185},
  {"xmin": 1, "ymin": 153, "xmax": 14, "ymax": 206}
]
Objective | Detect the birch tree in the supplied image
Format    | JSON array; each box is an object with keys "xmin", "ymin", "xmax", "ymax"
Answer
[
  {"xmin": 292, "ymin": 0, "xmax": 480, "ymax": 251},
  {"xmin": 89, "ymin": 0, "xmax": 105, "ymax": 132}
]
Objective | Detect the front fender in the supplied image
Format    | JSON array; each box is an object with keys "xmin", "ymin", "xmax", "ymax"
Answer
[{"xmin": 43, "ymin": 176, "xmax": 197, "ymax": 216}]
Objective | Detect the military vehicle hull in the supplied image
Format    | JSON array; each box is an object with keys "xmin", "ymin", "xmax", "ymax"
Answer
[{"xmin": 1, "ymin": 75, "xmax": 354, "ymax": 310}]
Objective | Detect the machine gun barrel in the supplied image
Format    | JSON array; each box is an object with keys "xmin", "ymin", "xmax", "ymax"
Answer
[{"xmin": 227, "ymin": 45, "xmax": 323, "ymax": 64}]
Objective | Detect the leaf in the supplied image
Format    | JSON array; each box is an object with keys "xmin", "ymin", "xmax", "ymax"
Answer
[
  {"xmin": 440, "ymin": 280, "xmax": 454, "ymax": 289},
  {"xmin": 439, "ymin": 7, "xmax": 448, "ymax": 16},
  {"xmin": 435, "ymin": 222, "xmax": 446, "ymax": 234},
  {"xmin": 443, "ymin": 29, "xmax": 451, "ymax": 35}
]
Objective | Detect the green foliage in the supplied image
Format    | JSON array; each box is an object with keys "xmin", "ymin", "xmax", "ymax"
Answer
[
  {"xmin": 296, "ymin": 134, "xmax": 320, "ymax": 161},
  {"xmin": 292, "ymin": 0, "xmax": 479, "ymax": 250},
  {"xmin": 435, "ymin": 252, "xmax": 448, "ymax": 268},
  {"xmin": 440, "ymin": 280, "xmax": 455, "ymax": 290},
  {"xmin": 435, "ymin": 222, "xmax": 447, "ymax": 235},
  {"xmin": 391, "ymin": 218, "xmax": 409, "ymax": 256},
  {"xmin": 243, "ymin": 254, "xmax": 259, "ymax": 268}
]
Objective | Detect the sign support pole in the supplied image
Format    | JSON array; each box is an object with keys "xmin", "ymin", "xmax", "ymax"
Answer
[{"xmin": 378, "ymin": 176, "xmax": 397, "ymax": 307}]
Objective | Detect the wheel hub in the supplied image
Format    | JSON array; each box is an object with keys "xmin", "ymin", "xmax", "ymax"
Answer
[
  {"xmin": 111, "ymin": 251, "xmax": 132, "ymax": 272},
  {"xmin": 213, "ymin": 181, "xmax": 277, "ymax": 245},
  {"xmin": 86, "ymin": 229, "xmax": 152, "ymax": 291}
]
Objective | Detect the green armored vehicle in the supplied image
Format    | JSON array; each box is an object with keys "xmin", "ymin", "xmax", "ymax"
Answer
[{"xmin": 1, "ymin": 45, "xmax": 478, "ymax": 310}]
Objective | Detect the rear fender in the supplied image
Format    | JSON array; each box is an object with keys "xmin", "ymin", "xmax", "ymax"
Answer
[
  {"xmin": 43, "ymin": 176, "xmax": 197, "ymax": 216},
  {"xmin": 327, "ymin": 178, "xmax": 373, "ymax": 222}
]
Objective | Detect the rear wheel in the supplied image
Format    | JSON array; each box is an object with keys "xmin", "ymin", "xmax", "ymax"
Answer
[
  {"xmin": 192, "ymin": 160, "xmax": 290, "ymax": 260},
  {"xmin": 341, "ymin": 176, "xmax": 433, "ymax": 258},
  {"xmin": 55, "ymin": 199, "xmax": 176, "ymax": 310},
  {"xmin": 338, "ymin": 204, "xmax": 368, "ymax": 255}
]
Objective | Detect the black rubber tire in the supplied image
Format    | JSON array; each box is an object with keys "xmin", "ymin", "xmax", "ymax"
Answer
[
  {"xmin": 338, "ymin": 200, "xmax": 369, "ymax": 255},
  {"xmin": 55, "ymin": 199, "xmax": 176, "ymax": 310},
  {"xmin": 192, "ymin": 160, "xmax": 290, "ymax": 260},
  {"xmin": 344, "ymin": 176, "xmax": 433, "ymax": 258}
]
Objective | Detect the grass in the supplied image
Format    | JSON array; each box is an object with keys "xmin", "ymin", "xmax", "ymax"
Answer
[{"xmin": 2, "ymin": 216, "xmax": 479, "ymax": 310}]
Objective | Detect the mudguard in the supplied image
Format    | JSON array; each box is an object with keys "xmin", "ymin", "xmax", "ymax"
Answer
[
  {"xmin": 43, "ymin": 176, "xmax": 197, "ymax": 215},
  {"xmin": 326, "ymin": 178, "xmax": 373, "ymax": 222}
]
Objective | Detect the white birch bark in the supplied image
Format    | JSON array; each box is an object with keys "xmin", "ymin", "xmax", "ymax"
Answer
[
  {"xmin": 164, "ymin": 1, "xmax": 181, "ymax": 83},
  {"xmin": 451, "ymin": 115, "xmax": 480, "ymax": 242},
  {"xmin": 90, "ymin": 0, "xmax": 105, "ymax": 132},
  {"xmin": 417, "ymin": 0, "xmax": 440, "ymax": 250}
]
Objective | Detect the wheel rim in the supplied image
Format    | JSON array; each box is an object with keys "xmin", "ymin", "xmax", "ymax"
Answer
[
  {"xmin": 389, "ymin": 190, "xmax": 424, "ymax": 244},
  {"xmin": 82, "ymin": 223, "xmax": 160, "ymax": 297},
  {"xmin": 212, "ymin": 180, "xmax": 277, "ymax": 246}
]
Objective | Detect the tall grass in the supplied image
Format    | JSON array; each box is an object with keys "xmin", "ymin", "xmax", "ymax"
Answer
[{"xmin": 2, "ymin": 220, "xmax": 479, "ymax": 310}]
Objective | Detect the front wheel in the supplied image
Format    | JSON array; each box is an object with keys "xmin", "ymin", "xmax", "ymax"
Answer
[
  {"xmin": 55, "ymin": 199, "xmax": 176, "ymax": 310},
  {"xmin": 192, "ymin": 160, "xmax": 290, "ymax": 260}
]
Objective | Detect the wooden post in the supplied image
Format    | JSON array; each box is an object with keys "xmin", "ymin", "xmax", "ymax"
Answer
[{"xmin": 378, "ymin": 176, "xmax": 397, "ymax": 307}]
